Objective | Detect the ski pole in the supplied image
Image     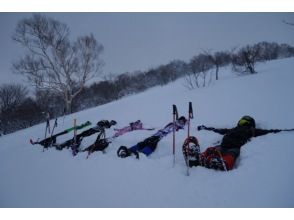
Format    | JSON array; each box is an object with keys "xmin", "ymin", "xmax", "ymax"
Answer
[
  {"xmin": 46, "ymin": 112, "xmax": 51, "ymax": 135},
  {"xmin": 73, "ymin": 119, "xmax": 77, "ymax": 144},
  {"xmin": 43, "ymin": 112, "xmax": 50, "ymax": 152},
  {"xmin": 172, "ymin": 104, "xmax": 178, "ymax": 166},
  {"xmin": 50, "ymin": 118, "xmax": 58, "ymax": 138},
  {"xmin": 71, "ymin": 119, "xmax": 79, "ymax": 156},
  {"xmin": 188, "ymin": 102, "xmax": 193, "ymax": 137},
  {"xmin": 186, "ymin": 102, "xmax": 193, "ymax": 176},
  {"xmin": 62, "ymin": 107, "xmax": 66, "ymax": 126},
  {"xmin": 44, "ymin": 112, "xmax": 50, "ymax": 139}
]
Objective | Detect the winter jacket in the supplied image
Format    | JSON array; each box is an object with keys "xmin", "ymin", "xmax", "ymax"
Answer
[{"xmin": 202, "ymin": 125, "xmax": 281, "ymax": 150}]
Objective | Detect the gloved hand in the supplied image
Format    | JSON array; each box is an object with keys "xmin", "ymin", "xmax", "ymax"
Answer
[{"xmin": 197, "ymin": 125, "xmax": 207, "ymax": 131}]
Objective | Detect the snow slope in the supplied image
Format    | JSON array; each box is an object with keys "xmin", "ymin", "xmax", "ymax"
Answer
[{"xmin": 0, "ymin": 58, "xmax": 294, "ymax": 208}]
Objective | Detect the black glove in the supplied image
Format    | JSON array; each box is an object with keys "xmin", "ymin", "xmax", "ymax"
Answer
[{"xmin": 197, "ymin": 125, "xmax": 207, "ymax": 131}]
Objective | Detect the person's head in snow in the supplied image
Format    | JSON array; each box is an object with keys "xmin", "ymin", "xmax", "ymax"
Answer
[
  {"xmin": 177, "ymin": 116, "xmax": 187, "ymax": 128},
  {"xmin": 185, "ymin": 115, "xmax": 285, "ymax": 171}
]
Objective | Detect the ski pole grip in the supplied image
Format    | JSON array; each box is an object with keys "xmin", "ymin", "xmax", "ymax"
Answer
[
  {"xmin": 173, "ymin": 105, "xmax": 176, "ymax": 114},
  {"xmin": 189, "ymin": 102, "xmax": 193, "ymax": 119},
  {"xmin": 173, "ymin": 105, "xmax": 178, "ymax": 120}
]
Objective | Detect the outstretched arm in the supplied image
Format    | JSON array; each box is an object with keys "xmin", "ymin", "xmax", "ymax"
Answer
[
  {"xmin": 254, "ymin": 128, "xmax": 282, "ymax": 137},
  {"xmin": 197, "ymin": 125, "xmax": 230, "ymax": 135},
  {"xmin": 255, "ymin": 128, "xmax": 294, "ymax": 137}
]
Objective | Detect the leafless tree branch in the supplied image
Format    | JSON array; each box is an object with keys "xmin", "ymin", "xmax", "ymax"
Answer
[{"xmin": 12, "ymin": 14, "xmax": 104, "ymax": 113}]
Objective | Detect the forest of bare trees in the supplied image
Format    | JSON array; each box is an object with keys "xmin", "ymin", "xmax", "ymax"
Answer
[{"xmin": 1, "ymin": 14, "xmax": 294, "ymax": 135}]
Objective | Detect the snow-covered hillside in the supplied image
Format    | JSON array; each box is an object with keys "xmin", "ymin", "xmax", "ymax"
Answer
[{"xmin": 0, "ymin": 58, "xmax": 294, "ymax": 208}]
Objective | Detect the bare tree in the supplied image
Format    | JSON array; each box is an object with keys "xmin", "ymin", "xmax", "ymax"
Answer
[
  {"xmin": 12, "ymin": 14, "xmax": 104, "ymax": 113},
  {"xmin": 0, "ymin": 84, "xmax": 28, "ymax": 113},
  {"xmin": 185, "ymin": 54, "xmax": 213, "ymax": 89},
  {"xmin": 203, "ymin": 50, "xmax": 231, "ymax": 80},
  {"xmin": 255, "ymin": 42, "xmax": 279, "ymax": 61},
  {"xmin": 0, "ymin": 84, "xmax": 28, "ymax": 134},
  {"xmin": 232, "ymin": 45, "xmax": 261, "ymax": 74}
]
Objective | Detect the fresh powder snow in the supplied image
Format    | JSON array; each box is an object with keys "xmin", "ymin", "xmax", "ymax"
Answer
[{"xmin": 0, "ymin": 57, "xmax": 294, "ymax": 208}]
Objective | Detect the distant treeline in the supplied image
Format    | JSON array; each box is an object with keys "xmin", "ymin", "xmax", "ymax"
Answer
[{"xmin": 1, "ymin": 41, "xmax": 294, "ymax": 135}]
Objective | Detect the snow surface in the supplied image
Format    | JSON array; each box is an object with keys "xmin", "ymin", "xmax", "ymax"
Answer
[{"xmin": 0, "ymin": 58, "xmax": 294, "ymax": 208}]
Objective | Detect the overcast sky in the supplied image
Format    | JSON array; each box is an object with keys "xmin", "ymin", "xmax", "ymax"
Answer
[{"xmin": 0, "ymin": 12, "xmax": 293, "ymax": 85}]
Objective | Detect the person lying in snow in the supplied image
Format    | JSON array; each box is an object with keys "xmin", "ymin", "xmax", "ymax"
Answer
[
  {"xmin": 186, "ymin": 115, "xmax": 292, "ymax": 171},
  {"xmin": 112, "ymin": 120, "xmax": 154, "ymax": 138},
  {"xmin": 117, "ymin": 116, "xmax": 187, "ymax": 159}
]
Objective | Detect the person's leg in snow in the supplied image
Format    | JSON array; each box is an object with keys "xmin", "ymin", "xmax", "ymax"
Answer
[
  {"xmin": 131, "ymin": 136, "xmax": 160, "ymax": 156},
  {"xmin": 117, "ymin": 136, "xmax": 160, "ymax": 159},
  {"xmin": 189, "ymin": 146, "xmax": 238, "ymax": 171}
]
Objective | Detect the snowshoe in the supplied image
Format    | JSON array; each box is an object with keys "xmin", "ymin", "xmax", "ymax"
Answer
[
  {"xmin": 204, "ymin": 154, "xmax": 227, "ymax": 171},
  {"xmin": 199, "ymin": 147, "xmax": 228, "ymax": 171},
  {"xmin": 182, "ymin": 136, "xmax": 200, "ymax": 167}
]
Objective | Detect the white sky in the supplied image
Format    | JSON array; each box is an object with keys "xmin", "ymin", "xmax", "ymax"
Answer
[{"xmin": 0, "ymin": 1, "xmax": 294, "ymax": 85}]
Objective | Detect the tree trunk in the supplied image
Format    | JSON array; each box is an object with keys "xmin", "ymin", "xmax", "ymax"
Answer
[
  {"xmin": 64, "ymin": 90, "xmax": 72, "ymax": 114},
  {"xmin": 215, "ymin": 65, "xmax": 219, "ymax": 80},
  {"xmin": 248, "ymin": 64, "xmax": 256, "ymax": 74},
  {"xmin": 66, "ymin": 99, "xmax": 72, "ymax": 114}
]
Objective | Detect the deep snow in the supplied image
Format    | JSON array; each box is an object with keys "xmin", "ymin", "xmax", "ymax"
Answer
[{"xmin": 0, "ymin": 58, "xmax": 294, "ymax": 208}]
